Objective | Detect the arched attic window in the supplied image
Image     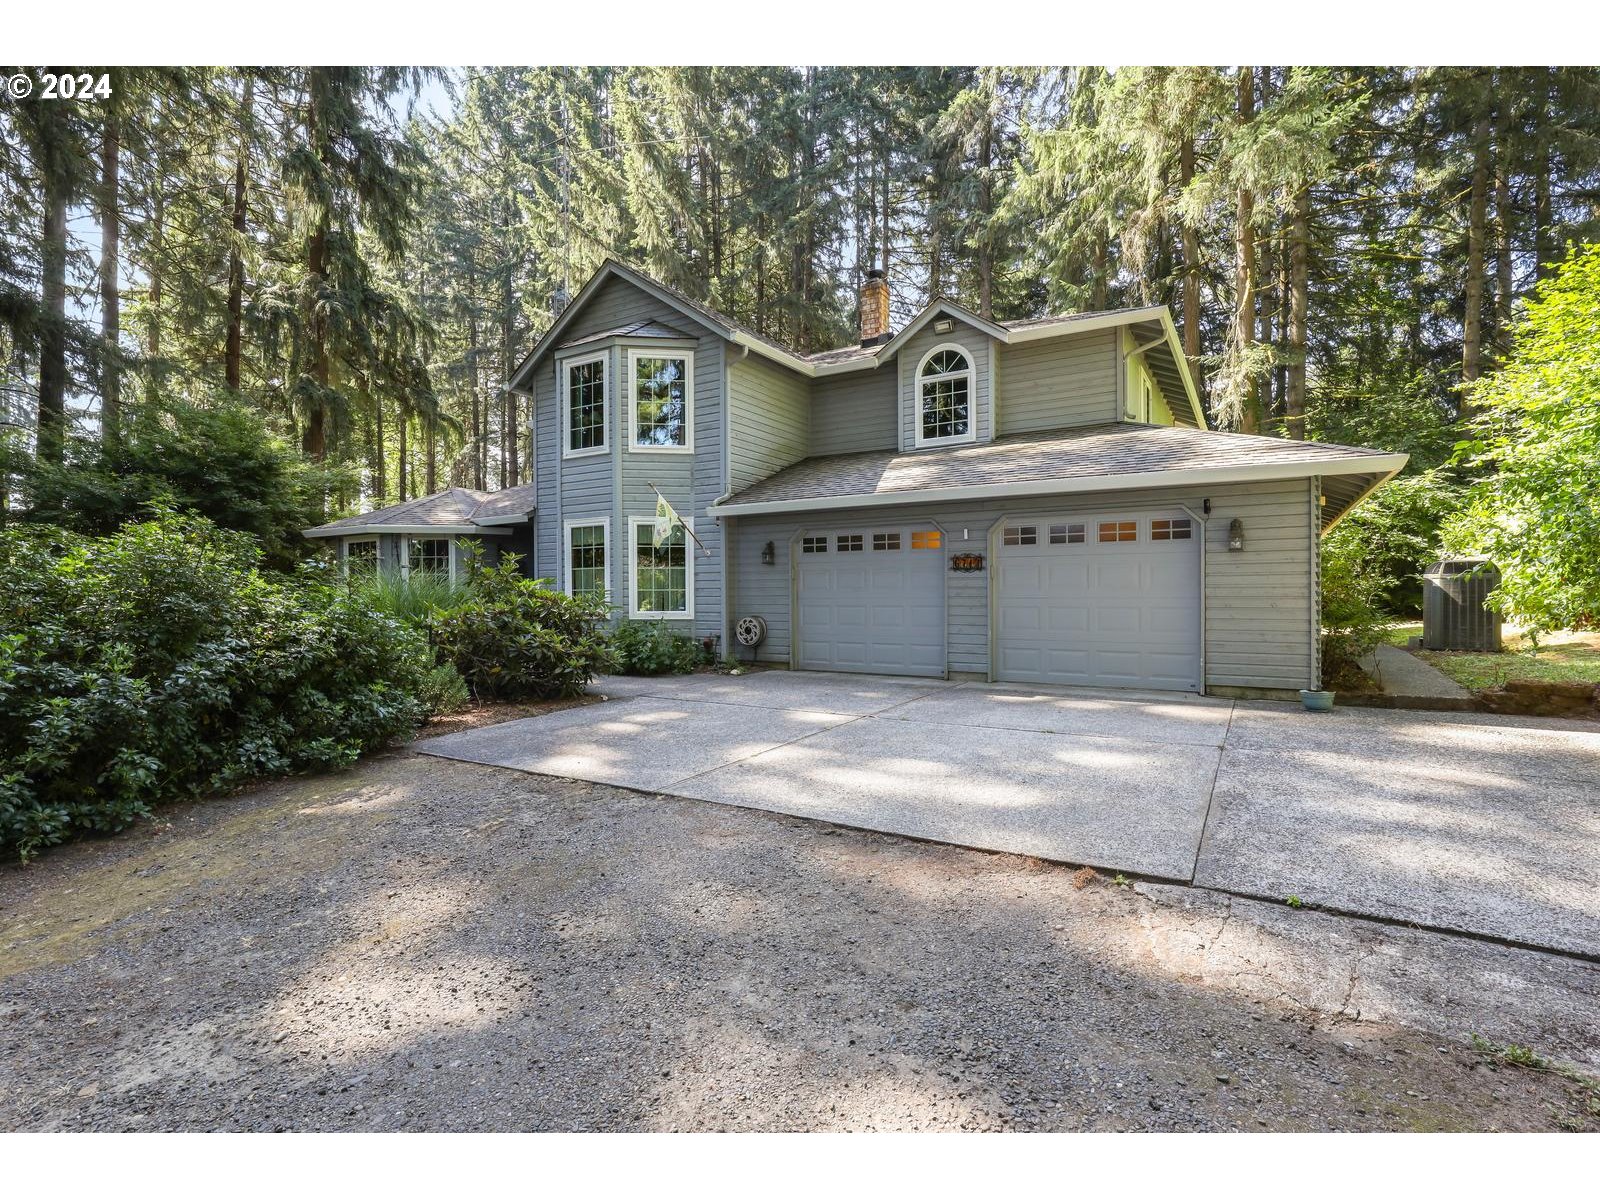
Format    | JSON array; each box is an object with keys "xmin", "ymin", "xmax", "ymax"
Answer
[{"xmin": 916, "ymin": 344, "xmax": 975, "ymax": 447}]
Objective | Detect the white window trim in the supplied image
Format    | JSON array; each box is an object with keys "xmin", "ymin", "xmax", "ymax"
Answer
[
  {"xmin": 342, "ymin": 536, "xmax": 378, "ymax": 576},
  {"xmin": 560, "ymin": 350, "xmax": 609, "ymax": 460},
  {"xmin": 401, "ymin": 534, "xmax": 456, "ymax": 582},
  {"xmin": 562, "ymin": 517, "xmax": 610, "ymax": 602},
  {"xmin": 626, "ymin": 347, "xmax": 695, "ymax": 454},
  {"xmin": 627, "ymin": 514, "xmax": 695, "ymax": 620},
  {"xmin": 913, "ymin": 342, "xmax": 977, "ymax": 449}
]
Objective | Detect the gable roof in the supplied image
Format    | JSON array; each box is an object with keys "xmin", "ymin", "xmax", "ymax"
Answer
[
  {"xmin": 707, "ymin": 424, "xmax": 1405, "ymax": 530},
  {"xmin": 504, "ymin": 259, "xmax": 1207, "ymax": 426},
  {"xmin": 302, "ymin": 483, "xmax": 538, "ymax": 539}
]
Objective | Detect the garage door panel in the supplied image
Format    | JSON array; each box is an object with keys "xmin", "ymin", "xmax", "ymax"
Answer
[
  {"xmin": 797, "ymin": 527, "xmax": 946, "ymax": 678},
  {"xmin": 996, "ymin": 511, "xmax": 1201, "ymax": 693}
]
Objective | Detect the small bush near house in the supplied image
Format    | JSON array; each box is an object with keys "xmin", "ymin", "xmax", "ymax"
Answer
[
  {"xmin": 609, "ymin": 620, "xmax": 704, "ymax": 676},
  {"xmin": 0, "ymin": 511, "xmax": 430, "ymax": 861},
  {"xmin": 1320, "ymin": 528, "xmax": 1387, "ymax": 688},
  {"xmin": 431, "ymin": 554, "xmax": 613, "ymax": 701},
  {"xmin": 351, "ymin": 568, "xmax": 474, "ymax": 632}
]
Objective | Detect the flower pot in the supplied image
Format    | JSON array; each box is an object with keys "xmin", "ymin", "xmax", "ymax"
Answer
[{"xmin": 1299, "ymin": 689, "xmax": 1335, "ymax": 713}]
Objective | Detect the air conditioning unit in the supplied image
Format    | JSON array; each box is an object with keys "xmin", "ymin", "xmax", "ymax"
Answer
[{"xmin": 1421, "ymin": 557, "xmax": 1501, "ymax": 652}]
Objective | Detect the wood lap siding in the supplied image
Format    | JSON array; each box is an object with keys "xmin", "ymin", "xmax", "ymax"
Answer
[
  {"xmin": 726, "ymin": 479, "xmax": 1316, "ymax": 690},
  {"xmin": 728, "ymin": 357, "xmax": 810, "ymax": 492},
  {"xmin": 996, "ymin": 330, "xmax": 1118, "ymax": 434},
  {"xmin": 810, "ymin": 365, "xmax": 898, "ymax": 455},
  {"xmin": 897, "ymin": 322, "xmax": 993, "ymax": 449}
]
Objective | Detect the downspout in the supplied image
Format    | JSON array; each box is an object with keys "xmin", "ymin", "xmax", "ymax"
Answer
[
  {"xmin": 717, "ymin": 343, "xmax": 747, "ymax": 657},
  {"xmin": 1180, "ymin": 502, "xmax": 1208, "ymax": 694}
]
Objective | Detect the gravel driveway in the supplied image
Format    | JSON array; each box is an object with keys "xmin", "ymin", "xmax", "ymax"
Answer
[{"xmin": 3, "ymin": 750, "xmax": 1596, "ymax": 1132}]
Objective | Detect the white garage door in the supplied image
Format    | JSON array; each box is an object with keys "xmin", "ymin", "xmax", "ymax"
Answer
[
  {"xmin": 995, "ymin": 511, "xmax": 1201, "ymax": 691},
  {"xmin": 796, "ymin": 526, "xmax": 946, "ymax": 677}
]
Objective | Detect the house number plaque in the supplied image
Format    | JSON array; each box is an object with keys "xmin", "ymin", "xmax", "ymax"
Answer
[{"xmin": 950, "ymin": 552, "xmax": 985, "ymax": 572}]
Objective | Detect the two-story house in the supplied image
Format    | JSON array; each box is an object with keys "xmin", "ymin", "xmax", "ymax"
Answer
[{"xmin": 309, "ymin": 259, "xmax": 1406, "ymax": 698}]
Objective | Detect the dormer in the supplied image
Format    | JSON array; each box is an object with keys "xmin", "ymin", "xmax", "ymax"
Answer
[{"xmin": 884, "ymin": 301, "xmax": 1006, "ymax": 453}]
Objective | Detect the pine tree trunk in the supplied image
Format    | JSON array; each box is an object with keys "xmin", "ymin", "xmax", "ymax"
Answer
[
  {"xmin": 1462, "ymin": 114, "xmax": 1491, "ymax": 394},
  {"xmin": 398, "ymin": 410, "xmax": 409, "ymax": 501},
  {"xmin": 302, "ymin": 72, "xmax": 331, "ymax": 461},
  {"xmin": 1232, "ymin": 67, "xmax": 1258, "ymax": 433},
  {"xmin": 99, "ymin": 110, "xmax": 121, "ymax": 443},
  {"xmin": 501, "ymin": 268, "xmax": 518, "ymax": 485},
  {"xmin": 374, "ymin": 393, "xmax": 386, "ymax": 505},
  {"xmin": 225, "ymin": 74, "xmax": 253, "ymax": 392},
  {"xmin": 1180, "ymin": 134, "xmax": 1201, "ymax": 373},
  {"xmin": 1493, "ymin": 94, "xmax": 1515, "ymax": 355},
  {"xmin": 1534, "ymin": 68, "xmax": 1554, "ymax": 282},
  {"xmin": 426, "ymin": 417, "xmax": 437, "ymax": 494},
  {"xmin": 37, "ymin": 110, "xmax": 70, "ymax": 465},
  {"xmin": 1090, "ymin": 236, "xmax": 1108, "ymax": 311},
  {"xmin": 1286, "ymin": 185, "xmax": 1310, "ymax": 441},
  {"xmin": 145, "ymin": 155, "xmax": 163, "ymax": 405},
  {"xmin": 978, "ymin": 119, "xmax": 994, "ymax": 320}
]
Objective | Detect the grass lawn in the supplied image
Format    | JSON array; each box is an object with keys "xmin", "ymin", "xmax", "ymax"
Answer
[{"xmin": 1382, "ymin": 622, "xmax": 1600, "ymax": 690}]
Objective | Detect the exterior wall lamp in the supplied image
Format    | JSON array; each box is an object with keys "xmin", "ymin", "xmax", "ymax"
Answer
[
  {"xmin": 761, "ymin": 540, "xmax": 776, "ymax": 566},
  {"xmin": 1227, "ymin": 518, "xmax": 1245, "ymax": 552}
]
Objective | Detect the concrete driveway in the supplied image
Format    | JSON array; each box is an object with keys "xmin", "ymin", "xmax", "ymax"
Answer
[{"xmin": 419, "ymin": 671, "xmax": 1600, "ymax": 959}]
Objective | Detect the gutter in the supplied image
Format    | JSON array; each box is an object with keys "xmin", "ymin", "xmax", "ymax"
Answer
[
  {"xmin": 301, "ymin": 523, "xmax": 518, "ymax": 538},
  {"xmin": 707, "ymin": 453, "xmax": 1410, "ymax": 518}
]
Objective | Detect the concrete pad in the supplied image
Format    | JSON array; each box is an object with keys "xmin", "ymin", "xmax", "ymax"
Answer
[
  {"xmin": 1359, "ymin": 643, "xmax": 1471, "ymax": 700},
  {"xmin": 882, "ymin": 682, "xmax": 1235, "ymax": 746},
  {"xmin": 418, "ymin": 697, "xmax": 854, "ymax": 792},
  {"xmin": 1226, "ymin": 702, "xmax": 1600, "ymax": 786},
  {"xmin": 1195, "ymin": 745, "xmax": 1600, "ymax": 958},
  {"xmin": 591, "ymin": 669, "xmax": 953, "ymax": 716},
  {"xmin": 674, "ymin": 717, "xmax": 1219, "ymax": 879}
]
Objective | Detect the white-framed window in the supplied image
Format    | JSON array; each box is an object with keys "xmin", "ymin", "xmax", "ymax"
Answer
[
  {"xmin": 628, "ymin": 348, "xmax": 694, "ymax": 452},
  {"xmin": 629, "ymin": 516, "xmax": 694, "ymax": 619},
  {"xmin": 563, "ymin": 518, "xmax": 609, "ymax": 601},
  {"xmin": 1151, "ymin": 517, "xmax": 1193, "ymax": 541},
  {"xmin": 405, "ymin": 536, "xmax": 454, "ymax": 579},
  {"xmin": 562, "ymin": 351, "xmax": 608, "ymax": 458},
  {"xmin": 801, "ymin": 536, "xmax": 828, "ymax": 554},
  {"xmin": 343, "ymin": 537, "xmax": 378, "ymax": 577},
  {"xmin": 1002, "ymin": 525, "xmax": 1038, "ymax": 546},
  {"xmin": 1049, "ymin": 523, "xmax": 1085, "ymax": 545},
  {"xmin": 914, "ymin": 343, "xmax": 975, "ymax": 448},
  {"xmin": 872, "ymin": 532, "xmax": 901, "ymax": 552},
  {"xmin": 837, "ymin": 534, "xmax": 864, "ymax": 552},
  {"xmin": 1097, "ymin": 520, "xmax": 1138, "ymax": 544}
]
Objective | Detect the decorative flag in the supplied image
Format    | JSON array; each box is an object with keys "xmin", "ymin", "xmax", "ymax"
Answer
[{"xmin": 653, "ymin": 491, "xmax": 682, "ymax": 549}]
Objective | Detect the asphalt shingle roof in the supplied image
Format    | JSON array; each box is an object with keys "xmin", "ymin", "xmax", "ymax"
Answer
[
  {"xmin": 304, "ymin": 483, "xmax": 538, "ymax": 537},
  {"xmin": 716, "ymin": 423, "xmax": 1393, "ymax": 510}
]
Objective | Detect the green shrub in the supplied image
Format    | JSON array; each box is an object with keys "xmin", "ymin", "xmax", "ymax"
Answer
[
  {"xmin": 418, "ymin": 663, "xmax": 471, "ymax": 714},
  {"xmin": 431, "ymin": 552, "xmax": 612, "ymax": 701},
  {"xmin": 0, "ymin": 511, "xmax": 430, "ymax": 861},
  {"xmin": 1320, "ymin": 528, "xmax": 1387, "ymax": 685},
  {"xmin": 609, "ymin": 620, "xmax": 704, "ymax": 676}
]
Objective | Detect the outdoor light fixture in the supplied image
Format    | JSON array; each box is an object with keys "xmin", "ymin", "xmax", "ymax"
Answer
[
  {"xmin": 932, "ymin": 318, "xmax": 955, "ymax": 334},
  {"xmin": 1228, "ymin": 518, "xmax": 1245, "ymax": 552},
  {"xmin": 761, "ymin": 540, "xmax": 776, "ymax": 566}
]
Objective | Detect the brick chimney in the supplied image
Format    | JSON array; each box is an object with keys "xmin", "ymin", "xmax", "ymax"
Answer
[{"xmin": 858, "ymin": 269, "xmax": 891, "ymax": 346}]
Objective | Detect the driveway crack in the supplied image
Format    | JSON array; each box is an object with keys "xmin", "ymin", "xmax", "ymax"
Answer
[{"xmin": 1188, "ymin": 700, "xmax": 1236, "ymax": 884}]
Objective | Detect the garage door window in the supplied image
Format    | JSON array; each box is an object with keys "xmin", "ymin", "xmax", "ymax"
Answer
[
  {"xmin": 1098, "ymin": 521, "xmax": 1137, "ymax": 544},
  {"xmin": 802, "ymin": 536, "xmax": 828, "ymax": 553},
  {"xmin": 1151, "ymin": 518, "xmax": 1193, "ymax": 541},
  {"xmin": 910, "ymin": 530, "xmax": 942, "ymax": 550},
  {"xmin": 837, "ymin": 534, "xmax": 864, "ymax": 552},
  {"xmin": 872, "ymin": 532, "xmax": 901, "ymax": 551},
  {"xmin": 1049, "ymin": 523, "xmax": 1085, "ymax": 545},
  {"xmin": 1002, "ymin": 525, "xmax": 1037, "ymax": 546}
]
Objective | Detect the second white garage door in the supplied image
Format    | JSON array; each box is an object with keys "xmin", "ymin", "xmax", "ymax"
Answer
[
  {"xmin": 995, "ymin": 511, "xmax": 1202, "ymax": 691},
  {"xmin": 796, "ymin": 526, "xmax": 946, "ymax": 677}
]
